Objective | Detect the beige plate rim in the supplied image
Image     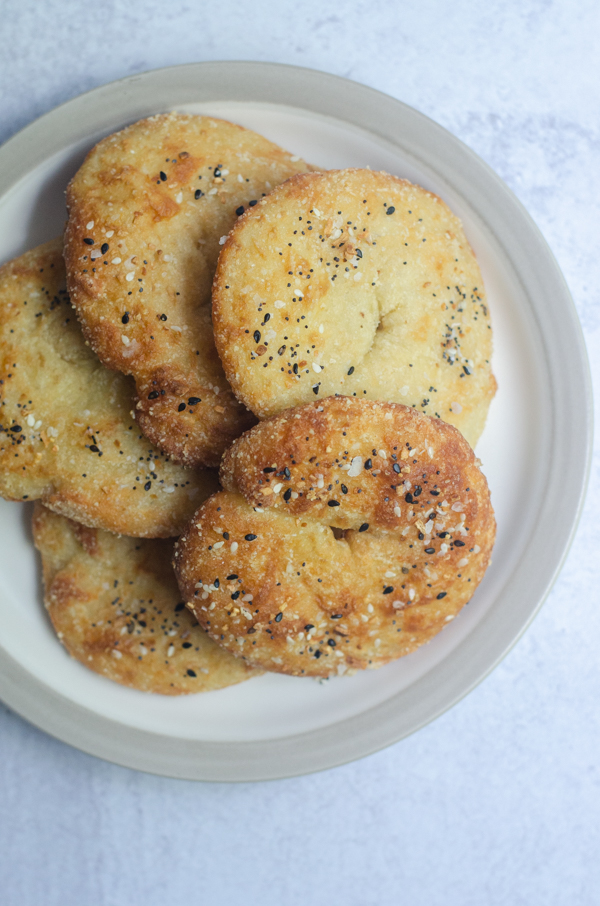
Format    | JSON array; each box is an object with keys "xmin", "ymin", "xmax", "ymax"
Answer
[{"xmin": 0, "ymin": 61, "xmax": 592, "ymax": 781}]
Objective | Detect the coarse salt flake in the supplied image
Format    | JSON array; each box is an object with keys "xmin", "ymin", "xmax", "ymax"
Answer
[{"xmin": 348, "ymin": 456, "xmax": 363, "ymax": 477}]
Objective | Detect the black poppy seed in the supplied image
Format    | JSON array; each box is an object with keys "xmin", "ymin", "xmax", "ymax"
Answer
[
  {"xmin": 231, "ymin": 591, "xmax": 240, "ymax": 600},
  {"xmin": 101, "ymin": 243, "xmax": 109, "ymax": 254},
  {"xmin": 263, "ymin": 467, "xmax": 276, "ymax": 473},
  {"xmin": 424, "ymin": 547, "xmax": 435, "ymax": 554},
  {"xmin": 305, "ymin": 624, "xmax": 314, "ymax": 631},
  {"xmin": 195, "ymin": 189, "xmax": 203, "ymax": 199},
  {"xmin": 347, "ymin": 366, "xmax": 355, "ymax": 375},
  {"xmin": 314, "ymin": 650, "xmax": 322, "ymax": 659},
  {"xmin": 175, "ymin": 602, "xmax": 185, "ymax": 612},
  {"xmin": 341, "ymin": 484, "xmax": 348, "ymax": 494},
  {"xmin": 327, "ymin": 639, "xmax": 336, "ymax": 647},
  {"xmin": 405, "ymin": 492, "xmax": 413, "ymax": 503},
  {"xmin": 328, "ymin": 500, "xmax": 340, "ymax": 507},
  {"xmin": 364, "ymin": 458, "xmax": 372, "ymax": 470},
  {"xmin": 454, "ymin": 539, "xmax": 465, "ymax": 547},
  {"xmin": 249, "ymin": 200, "xmax": 258, "ymax": 206},
  {"xmin": 178, "ymin": 403, "xmax": 186, "ymax": 412},
  {"xmin": 187, "ymin": 669, "xmax": 196, "ymax": 677},
  {"xmin": 437, "ymin": 592, "xmax": 447, "ymax": 600},
  {"xmin": 283, "ymin": 488, "xmax": 292, "ymax": 502},
  {"xmin": 159, "ymin": 171, "xmax": 167, "ymax": 181},
  {"xmin": 275, "ymin": 613, "xmax": 283, "ymax": 623},
  {"xmin": 235, "ymin": 205, "xmax": 244, "ymax": 215},
  {"xmin": 254, "ymin": 330, "xmax": 261, "ymax": 343},
  {"xmin": 393, "ymin": 463, "xmax": 401, "ymax": 473},
  {"xmin": 283, "ymin": 467, "xmax": 291, "ymax": 479},
  {"xmin": 10, "ymin": 425, "xmax": 22, "ymax": 433},
  {"xmin": 383, "ymin": 586, "xmax": 394, "ymax": 594},
  {"xmin": 144, "ymin": 481, "xmax": 151, "ymax": 491},
  {"xmin": 245, "ymin": 534, "xmax": 257, "ymax": 541},
  {"xmin": 331, "ymin": 614, "xmax": 342, "ymax": 619},
  {"xmin": 83, "ymin": 238, "xmax": 94, "ymax": 245},
  {"xmin": 359, "ymin": 523, "xmax": 369, "ymax": 532},
  {"xmin": 188, "ymin": 397, "xmax": 201, "ymax": 405},
  {"xmin": 227, "ymin": 574, "xmax": 238, "ymax": 580},
  {"xmin": 89, "ymin": 444, "xmax": 99, "ymax": 452},
  {"xmin": 386, "ymin": 206, "xmax": 395, "ymax": 215}
]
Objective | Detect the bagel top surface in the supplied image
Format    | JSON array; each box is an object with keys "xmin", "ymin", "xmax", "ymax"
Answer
[
  {"xmin": 213, "ymin": 169, "xmax": 496, "ymax": 448},
  {"xmin": 33, "ymin": 504, "xmax": 258, "ymax": 695},
  {"xmin": 0, "ymin": 239, "xmax": 217, "ymax": 537},
  {"xmin": 64, "ymin": 113, "xmax": 312, "ymax": 467},
  {"xmin": 174, "ymin": 397, "xmax": 496, "ymax": 678}
]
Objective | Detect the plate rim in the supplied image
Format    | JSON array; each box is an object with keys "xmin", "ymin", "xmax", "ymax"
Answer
[{"xmin": 0, "ymin": 60, "xmax": 592, "ymax": 781}]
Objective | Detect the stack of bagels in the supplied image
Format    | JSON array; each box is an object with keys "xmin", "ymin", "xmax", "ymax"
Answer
[{"xmin": 0, "ymin": 113, "xmax": 496, "ymax": 690}]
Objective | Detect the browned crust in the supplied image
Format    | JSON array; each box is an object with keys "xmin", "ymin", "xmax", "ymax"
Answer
[
  {"xmin": 0, "ymin": 239, "xmax": 218, "ymax": 537},
  {"xmin": 64, "ymin": 113, "xmax": 312, "ymax": 466},
  {"xmin": 33, "ymin": 503, "xmax": 259, "ymax": 695},
  {"xmin": 174, "ymin": 397, "xmax": 495, "ymax": 677},
  {"xmin": 213, "ymin": 169, "xmax": 496, "ymax": 448}
]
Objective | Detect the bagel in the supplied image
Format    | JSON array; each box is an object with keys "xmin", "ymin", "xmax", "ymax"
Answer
[
  {"xmin": 213, "ymin": 169, "xmax": 496, "ymax": 448},
  {"xmin": 64, "ymin": 113, "xmax": 312, "ymax": 467},
  {"xmin": 0, "ymin": 240, "xmax": 217, "ymax": 537},
  {"xmin": 174, "ymin": 397, "xmax": 495, "ymax": 677},
  {"xmin": 32, "ymin": 504, "xmax": 258, "ymax": 694}
]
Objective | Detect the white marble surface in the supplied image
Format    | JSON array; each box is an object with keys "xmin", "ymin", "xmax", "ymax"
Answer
[{"xmin": 1, "ymin": 1, "xmax": 599, "ymax": 903}]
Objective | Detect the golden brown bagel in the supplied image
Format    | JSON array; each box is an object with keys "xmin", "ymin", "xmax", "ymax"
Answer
[
  {"xmin": 213, "ymin": 169, "xmax": 496, "ymax": 448},
  {"xmin": 174, "ymin": 397, "xmax": 495, "ymax": 677},
  {"xmin": 33, "ymin": 504, "xmax": 259, "ymax": 694},
  {"xmin": 0, "ymin": 240, "xmax": 217, "ymax": 537},
  {"xmin": 64, "ymin": 113, "xmax": 312, "ymax": 467}
]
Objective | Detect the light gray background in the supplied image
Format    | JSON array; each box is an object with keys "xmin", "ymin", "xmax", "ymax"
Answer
[{"xmin": 1, "ymin": 2, "xmax": 598, "ymax": 904}]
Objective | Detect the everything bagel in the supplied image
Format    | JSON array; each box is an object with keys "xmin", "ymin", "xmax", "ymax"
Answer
[
  {"xmin": 213, "ymin": 169, "xmax": 496, "ymax": 449},
  {"xmin": 174, "ymin": 397, "xmax": 495, "ymax": 677},
  {"xmin": 64, "ymin": 114, "xmax": 311, "ymax": 467}
]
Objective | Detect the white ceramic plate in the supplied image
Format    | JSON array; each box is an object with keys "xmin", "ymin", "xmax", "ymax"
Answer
[{"xmin": 0, "ymin": 63, "xmax": 591, "ymax": 781}]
